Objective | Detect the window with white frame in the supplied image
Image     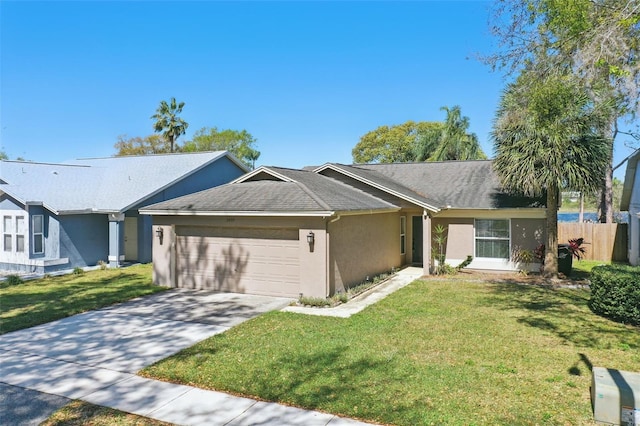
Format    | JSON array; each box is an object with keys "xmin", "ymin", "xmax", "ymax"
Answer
[
  {"xmin": 16, "ymin": 216, "xmax": 25, "ymax": 252},
  {"xmin": 475, "ymin": 219, "xmax": 510, "ymax": 259},
  {"xmin": 3, "ymin": 216, "xmax": 11, "ymax": 252},
  {"xmin": 400, "ymin": 216, "xmax": 406, "ymax": 255},
  {"xmin": 32, "ymin": 215, "xmax": 44, "ymax": 254}
]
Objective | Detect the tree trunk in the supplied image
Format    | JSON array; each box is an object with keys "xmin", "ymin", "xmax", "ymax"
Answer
[
  {"xmin": 599, "ymin": 163, "xmax": 613, "ymax": 223},
  {"xmin": 542, "ymin": 186, "xmax": 559, "ymax": 278},
  {"xmin": 578, "ymin": 192, "xmax": 584, "ymax": 222},
  {"xmin": 599, "ymin": 119, "xmax": 617, "ymax": 223}
]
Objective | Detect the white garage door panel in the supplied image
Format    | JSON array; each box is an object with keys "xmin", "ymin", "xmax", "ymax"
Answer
[{"xmin": 176, "ymin": 228, "xmax": 300, "ymax": 297}]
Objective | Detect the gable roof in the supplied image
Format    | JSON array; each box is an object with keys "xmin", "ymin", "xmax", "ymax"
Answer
[
  {"xmin": 0, "ymin": 151, "xmax": 247, "ymax": 215},
  {"xmin": 319, "ymin": 161, "xmax": 543, "ymax": 209},
  {"xmin": 621, "ymin": 149, "xmax": 640, "ymax": 211},
  {"xmin": 314, "ymin": 163, "xmax": 441, "ymax": 211},
  {"xmin": 141, "ymin": 166, "xmax": 399, "ymax": 216}
]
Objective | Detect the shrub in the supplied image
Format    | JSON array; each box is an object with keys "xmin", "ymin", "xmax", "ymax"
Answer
[
  {"xmin": 98, "ymin": 260, "xmax": 108, "ymax": 270},
  {"xmin": 589, "ymin": 264, "xmax": 640, "ymax": 326},
  {"xmin": 72, "ymin": 267, "xmax": 85, "ymax": 275},
  {"xmin": 298, "ymin": 296, "xmax": 331, "ymax": 307},
  {"xmin": 4, "ymin": 274, "xmax": 24, "ymax": 286}
]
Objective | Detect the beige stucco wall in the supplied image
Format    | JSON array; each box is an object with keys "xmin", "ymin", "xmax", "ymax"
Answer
[
  {"xmin": 432, "ymin": 218, "xmax": 474, "ymax": 261},
  {"xmin": 511, "ymin": 218, "xmax": 546, "ymax": 253},
  {"xmin": 328, "ymin": 212, "xmax": 402, "ymax": 294}
]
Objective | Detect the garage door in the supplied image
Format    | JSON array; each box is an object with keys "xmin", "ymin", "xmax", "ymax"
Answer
[{"xmin": 176, "ymin": 226, "xmax": 300, "ymax": 297}]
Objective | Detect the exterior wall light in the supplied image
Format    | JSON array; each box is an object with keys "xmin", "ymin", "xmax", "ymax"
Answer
[
  {"xmin": 306, "ymin": 231, "xmax": 315, "ymax": 245},
  {"xmin": 156, "ymin": 227, "xmax": 164, "ymax": 245}
]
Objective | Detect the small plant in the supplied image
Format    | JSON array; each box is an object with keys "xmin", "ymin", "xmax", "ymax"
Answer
[
  {"xmin": 298, "ymin": 296, "xmax": 331, "ymax": 307},
  {"xmin": 567, "ymin": 238, "xmax": 587, "ymax": 260},
  {"xmin": 432, "ymin": 224, "xmax": 448, "ymax": 275},
  {"xmin": 97, "ymin": 260, "xmax": 108, "ymax": 270},
  {"xmin": 4, "ymin": 274, "xmax": 24, "ymax": 286},
  {"xmin": 72, "ymin": 267, "xmax": 84, "ymax": 275},
  {"xmin": 513, "ymin": 248, "xmax": 535, "ymax": 274},
  {"xmin": 332, "ymin": 292, "xmax": 348, "ymax": 304}
]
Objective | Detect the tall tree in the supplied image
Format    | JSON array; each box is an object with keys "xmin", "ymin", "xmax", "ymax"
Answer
[
  {"xmin": 0, "ymin": 150, "xmax": 7, "ymax": 160},
  {"xmin": 352, "ymin": 121, "xmax": 442, "ymax": 163},
  {"xmin": 492, "ymin": 73, "xmax": 610, "ymax": 277},
  {"xmin": 113, "ymin": 134, "xmax": 172, "ymax": 156},
  {"xmin": 151, "ymin": 97, "xmax": 189, "ymax": 153},
  {"xmin": 485, "ymin": 0, "xmax": 640, "ymax": 222},
  {"xmin": 416, "ymin": 106, "xmax": 488, "ymax": 161},
  {"xmin": 182, "ymin": 127, "xmax": 260, "ymax": 169}
]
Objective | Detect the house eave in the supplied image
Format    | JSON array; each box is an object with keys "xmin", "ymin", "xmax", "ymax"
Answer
[{"xmin": 140, "ymin": 209, "xmax": 336, "ymax": 217}]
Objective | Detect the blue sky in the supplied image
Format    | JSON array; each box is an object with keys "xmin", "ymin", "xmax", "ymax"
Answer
[{"xmin": 1, "ymin": 1, "xmax": 636, "ymax": 178}]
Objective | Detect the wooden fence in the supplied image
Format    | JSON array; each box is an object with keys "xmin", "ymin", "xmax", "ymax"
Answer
[{"xmin": 558, "ymin": 222, "xmax": 628, "ymax": 262}]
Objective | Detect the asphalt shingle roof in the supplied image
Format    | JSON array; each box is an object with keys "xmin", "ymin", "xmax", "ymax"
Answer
[
  {"xmin": 0, "ymin": 151, "xmax": 239, "ymax": 214},
  {"xmin": 142, "ymin": 167, "xmax": 398, "ymax": 214},
  {"xmin": 353, "ymin": 161, "xmax": 544, "ymax": 209}
]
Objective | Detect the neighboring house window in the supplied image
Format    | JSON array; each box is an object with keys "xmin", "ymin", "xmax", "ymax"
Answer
[
  {"xmin": 400, "ymin": 216, "xmax": 406, "ymax": 255},
  {"xmin": 16, "ymin": 216, "xmax": 25, "ymax": 253},
  {"xmin": 475, "ymin": 219, "xmax": 510, "ymax": 259},
  {"xmin": 3, "ymin": 216, "xmax": 11, "ymax": 252},
  {"xmin": 32, "ymin": 215, "xmax": 44, "ymax": 254}
]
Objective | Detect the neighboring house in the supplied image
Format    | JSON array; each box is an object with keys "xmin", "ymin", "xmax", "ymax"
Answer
[
  {"xmin": 0, "ymin": 151, "xmax": 247, "ymax": 273},
  {"xmin": 141, "ymin": 160, "xmax": 546, "ymax": 298},
  {"xmin": 621, "ymin": 150, "xmax": 640, "ymax": 266}
]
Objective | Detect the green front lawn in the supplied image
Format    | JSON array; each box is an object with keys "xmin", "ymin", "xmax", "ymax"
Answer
[
  {"xmin": 0, "ymin": 264, "xmax": 164, "ymax": 334},
  {"xmin": 142, "ymin": 277, "xmax": 639, "ymax": 425}
]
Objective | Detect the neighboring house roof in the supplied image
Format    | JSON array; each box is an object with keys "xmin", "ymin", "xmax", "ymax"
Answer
[
  {"xmin": 621, "ymin": 149, "xmax": 640, "ymax": 211},
  {"xmin": 320, "ymin": 161, "xmax": 544, "ymax": 209},
  {"xmin": 141, "ymin": 166, "xmax": 399, "ymax": 216},
  {"xmin": 0, "ymin": 151, "xmax": 247, "ymax": 214}
]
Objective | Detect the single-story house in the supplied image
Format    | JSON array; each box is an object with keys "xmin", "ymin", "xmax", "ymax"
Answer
[
  {"xmin": 141, "ymin": 160, "xmax": 547, "ymax": 298},
  {"xmin": 621, "ymin": 149, "xmax": 640, "ymax": 266},
  {"xmin": 0, "ymin": 151, "xmax": 247, "ymax": 273}
]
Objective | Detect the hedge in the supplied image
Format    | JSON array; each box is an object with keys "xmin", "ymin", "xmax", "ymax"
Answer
[{"xmin": 589, "ymin": 264, "xmax": 640, "ymax": 326}]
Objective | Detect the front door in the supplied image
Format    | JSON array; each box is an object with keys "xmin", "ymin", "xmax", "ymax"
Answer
[
  {"xmin": 124, "ymin": 217, "xmax": 138, "ymax": 261},
  {"xmin": 412, "ymin": 216, "xmax": 423, "ymax": 264}
]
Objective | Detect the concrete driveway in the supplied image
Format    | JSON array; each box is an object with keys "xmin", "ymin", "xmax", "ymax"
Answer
[{"xmin": 0, "ymin": 290, "xmax": 292, "ymax": 424}]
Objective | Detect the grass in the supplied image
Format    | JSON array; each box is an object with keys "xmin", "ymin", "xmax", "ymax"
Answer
[
  {"xmin": 42, "ymin": 400, "xmax": 171, "ymax": 426},
  {"xmin": 0, "ymin": 264, "xmax": 165, "ymax": 334},
  {"xmin": 142, "ymin": 276, "xmax": 640, "ymax": 425}
]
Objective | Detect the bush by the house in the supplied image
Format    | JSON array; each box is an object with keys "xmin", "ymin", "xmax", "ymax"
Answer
[
  {"xmin": 589, "ymin": 264, "xmax": 640, "ymax": 326},
  {"xmin": 3, "ymin": 274, "xmax": 24, "ymax": 287}
]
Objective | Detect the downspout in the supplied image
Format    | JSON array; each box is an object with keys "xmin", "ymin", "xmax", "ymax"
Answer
[{"xmin": 325, "ymin": 215, "xmax": 341, "ymax": 297}]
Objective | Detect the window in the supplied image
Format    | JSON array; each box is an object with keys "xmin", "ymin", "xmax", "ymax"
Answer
[
  {"xmin": 32, "ymin": 215, "xmax": 44, "ymax": 254},
  {"xmin": 3, "ymin": 216, "xmax": 11, "ymax": 252},
  {"xmin": 16, "ymin": 216, "xmax": 25, "ymax": 252},
  {"xmin": 400, "ymin": 216, "xmax": 406, "ymax": 255},
  {"xmin": 475, "ymin": 219, "xmax": 510, "ymax": 259}
]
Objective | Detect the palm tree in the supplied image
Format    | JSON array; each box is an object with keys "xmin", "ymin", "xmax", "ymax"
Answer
[
  {"xmin": 416, "ymin": 106, "xmax": 487, "ymax": 162},
  {"xmin": 492, "ymin": 73, "xmax": 610, "ymax": 277},
  {"xmin": 151, "ymin": 97, "xmax": 188, "ymax": 153}
]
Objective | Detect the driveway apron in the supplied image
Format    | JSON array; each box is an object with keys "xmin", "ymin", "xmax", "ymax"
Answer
[{"xmin": 0, "ymin": 290, "xmax": 293, "ymax": 423}]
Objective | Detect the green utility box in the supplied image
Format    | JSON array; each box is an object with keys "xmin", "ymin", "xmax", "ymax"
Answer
[{"xmin": 592, "ymin": 367, "xmax": 640, "ymax": 425}]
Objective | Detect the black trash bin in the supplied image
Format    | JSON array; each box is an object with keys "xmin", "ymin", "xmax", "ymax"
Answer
[{"xmin": 558, "ymin": 244, "xmax": 572, "ymax": 275}]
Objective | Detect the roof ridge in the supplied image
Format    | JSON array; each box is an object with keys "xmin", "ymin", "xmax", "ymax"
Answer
[{"xmin": 74, "ymin": 150, "xmax": 225, "ymax": 160}]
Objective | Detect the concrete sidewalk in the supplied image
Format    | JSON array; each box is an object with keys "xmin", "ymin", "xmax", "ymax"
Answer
[
  {"xmin": 1, "ymin": 349, "xmax": 372, "ymax": 425},
  {"xmin": 283, "ymin": 267, "xmax": 424, "ymax": 318}
]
